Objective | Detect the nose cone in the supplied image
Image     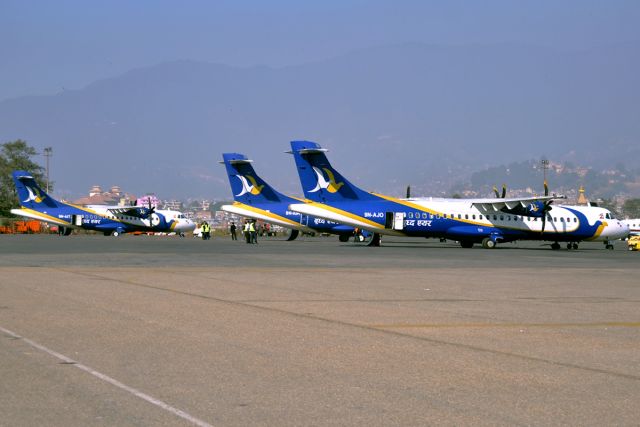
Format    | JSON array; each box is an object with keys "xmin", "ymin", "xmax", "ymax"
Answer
[
  {"xmin": 606, "ymin": 220, "xmax": 630, "ymax": 240},
  {"xmin": 177, "ymin": 219, "xmax": 196, "ymax": 232}
]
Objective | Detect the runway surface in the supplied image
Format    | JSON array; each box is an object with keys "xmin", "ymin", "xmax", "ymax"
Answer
[{"xmin": 1, "ymin": 234, "xmax": 639, "ymax": 426}]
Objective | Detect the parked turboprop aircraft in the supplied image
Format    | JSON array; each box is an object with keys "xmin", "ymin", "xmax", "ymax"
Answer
[
  {"xmin": 11, "ymin": 170, "xmax": 195, "ymax": 236},
  {"xmin": 622, "ymin": 219, "xmax": 639, "ymax": 236},
  {"xmin": 287, "ymin": 141, "xmax": 629, "ymax": 249},
  {"xmin": 220, "ymin": 153, "xmax": 356, "ymax": 241}
]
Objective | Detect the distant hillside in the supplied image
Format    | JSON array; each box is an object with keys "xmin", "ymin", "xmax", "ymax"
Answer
[
  {"xmin": 450, "ymin": 159, "xmax": 640, "ymax": 199},
  {"xmin": 1, "ymin": 42, "xmax": 639, "ymax": 199}
]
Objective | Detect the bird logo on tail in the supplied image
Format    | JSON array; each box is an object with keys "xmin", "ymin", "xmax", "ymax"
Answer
[
  {"xmin": 309, "ymin": 167, "xmax": 344, "ymax": 194},
  {"xmin": 23, "ymin": 185, "xmax": 44, "ymax": 203},
  {"xmin": 235, "ymin": 175, "xmax": 264, "ymax": 196}
]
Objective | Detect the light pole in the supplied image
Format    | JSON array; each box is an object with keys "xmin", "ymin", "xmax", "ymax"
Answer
[
  {"xmin": 43, "ymin": 147, "xmax": 53, "ymax": 193},
  {"xmin": 541, "ymin": 158, "xmax": 549, "ymax": 183}
]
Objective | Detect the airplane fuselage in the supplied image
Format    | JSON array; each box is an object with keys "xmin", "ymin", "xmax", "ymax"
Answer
[{"xmin": 291, "ymin": 196, "xmax": 629, "ymax": 245}]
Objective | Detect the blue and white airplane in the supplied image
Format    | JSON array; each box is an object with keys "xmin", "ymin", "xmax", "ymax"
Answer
[
  {"xmin": 287, "ymin": 141, "xmax": 629, "ymax": 250},
  {"xmin": 11, "ymin": 170, "xmax": 195, "ymax": 236},
  {"xmin": 220, "ymin": 153, "xmax": 356, "ymax": 241}
]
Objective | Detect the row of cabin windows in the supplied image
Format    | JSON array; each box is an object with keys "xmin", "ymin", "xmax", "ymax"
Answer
[{"xmin": 406, "ymin": 211, "xmax": 577, "ymax": 223}]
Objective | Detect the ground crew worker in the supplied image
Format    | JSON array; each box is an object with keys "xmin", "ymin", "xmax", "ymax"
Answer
[
  {"xmin": 201, "ymin": 221, "xmax": 210, "ymax": 240},
  {"xmin": 243, "ymin": 220, "xmax": 251, "ymax": 243},
  {"xmin": 249, "ymin": 220, "xmax": 258, "ymax": 244}
]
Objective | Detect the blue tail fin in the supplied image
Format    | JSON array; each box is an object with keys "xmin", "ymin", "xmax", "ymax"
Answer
[
  {"xmin": 288, "ymin": 140, "xmax": 377, "ymax": 203},
  {"xmin": 221, "ymin": 153, "xmax": 295, "ymax": 205},
  {"xmin": 12, "ymin": 170, "xmax": 62, "ymax": 209}
]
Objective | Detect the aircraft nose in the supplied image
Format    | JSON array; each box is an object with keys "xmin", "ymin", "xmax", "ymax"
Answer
[{"xmin": 608, "ymin": 220, "xmax": 629, "ymax": 239}]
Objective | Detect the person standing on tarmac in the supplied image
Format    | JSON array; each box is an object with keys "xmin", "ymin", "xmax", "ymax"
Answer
[
  {"xmin": 243, "ymin": 220, "xmax": 251, "ymax": 243},
  {"xmin": 201, "ymin": 221, "xmax": 211, "ymax": 240},
  {"xmin": 249, "ymin": 219, "xmax": 258, "ymax": 244},
  {"xmin": 229, "ymin": 221, "xmax": 237, "ymax": 240}
]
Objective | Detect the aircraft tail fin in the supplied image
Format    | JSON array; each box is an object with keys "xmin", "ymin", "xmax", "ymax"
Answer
[
  {"xmin": 221, "ymin": 153, "xmax": 294, "ymax": 205},
  {"xmin": 12, "ymin": 171, "xmax": 62, "ymax": 209},
  {"xmin": 288, "ymin": 140, "xmax": 377, "ymax": 203}
]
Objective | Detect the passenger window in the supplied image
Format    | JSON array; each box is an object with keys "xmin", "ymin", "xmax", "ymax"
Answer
[
  {"xmin": 408, "ymin": 212, "xmax": 413, "ymax": 219},
  {"xmin": 499, "ymin": 215, "xmax": 504, "ymax": 221},
  {"xmin": 493, "ymin": 215, "xmax": 498, "ymax": 220},
  {"xmin": 465, "ymin": 214, "xmax": 469, "ymax": 219},
  {"xmin": 458, "ymin": 214, "xmax": 461, "ymax": 219},
  {"xmin": 479, "ymin": 215, "xmax": 483, "ymax": 220},
  {"xmin": 422, "ymin": 212, "xmax": 428, "ymax": 219},
  {"xmin": 507, "ymin": 216, "xmax": 510, "ymax": 221},
  {"xmin": 472, "ymin": 214, "xmax": 476, "ymax": 220}
]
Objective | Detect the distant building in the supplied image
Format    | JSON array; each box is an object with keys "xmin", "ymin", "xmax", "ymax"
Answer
[
  {"xmin": 163, "ymin": 200, "xmax": 182, "ymax": 211},
  {"xmin": 74, "ymin": 184, "xmax": 135, "ymax": 206},
  {"xmin": 194, "ymin": 211, "xmax": 212, "ymax": 221},
  {"xmin": 577, "ymin": 186, "xmax": 589, "ymax": 205},
  {"xmin": 136, "ymin": 194, "xmax": 159, "ymax": 208}
]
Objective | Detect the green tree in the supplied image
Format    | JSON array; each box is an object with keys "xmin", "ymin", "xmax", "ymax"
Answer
[
  {"xmin": 0, "ymin": 140, "xmax": 47, "ymax": 217},
  {"xmin": 622, "ymin": 198, "xmax": 640, "ymax": 218}
]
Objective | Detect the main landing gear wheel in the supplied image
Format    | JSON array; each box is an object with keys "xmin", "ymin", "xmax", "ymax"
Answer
[
  {"xmin": 605, "ymin": 243, "xmax": 614, "ymax": 250},
  {"xmin": 111, "ymin": 230, "xmax": 120, "ymax": 237},
  {"xmin": 367, "ymin": 233, "xmax": 381, "ymax": 247},
  {"xmin": 338, "ymin": 234, "xmax": 350, "ymax": 242},
  {"xmin": 481, "ymin": 238, "xmax": 496, "ymax": 249},
  {"xmin": 459, "ymin": 241, "xmax": 474, "ymax": 248},
  {"xmin": 551, "ymin": 242, "xmax": 561, "ymax": 250}
]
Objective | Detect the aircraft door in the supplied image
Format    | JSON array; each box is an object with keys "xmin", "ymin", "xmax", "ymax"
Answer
[
  {"xmin": 385, "ymin": 212, "xmax": 405, "ymax": 230},
  {"xmin": 385, "ymin": 212, "xmax": 394, "ymax": 229},
  {"xmin": 72, "ymin": 215, "xmax": 83, "ymax": 226},
  {"xmin": 393, "ymin": 212, "xmax": 405, "ymax": 230}
]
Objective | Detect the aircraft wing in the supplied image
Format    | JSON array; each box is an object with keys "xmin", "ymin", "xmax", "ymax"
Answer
[
  {"xmin": 107, "ymin": 207, "xmax": 153, "ymax": 218},
  {"xmin": 470, "ymin": 195, "xmax": 559, "ymax": 214}
]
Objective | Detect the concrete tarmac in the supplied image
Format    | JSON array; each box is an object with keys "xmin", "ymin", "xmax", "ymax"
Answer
[{"xmin": 1, "ymin": 234, "xmax": 639, "ymax": 426}]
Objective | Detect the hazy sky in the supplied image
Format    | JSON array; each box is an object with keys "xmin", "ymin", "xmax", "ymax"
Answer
[{"xmin": 1, "ymin": 0, "xmax": 639, "ymax": 101}]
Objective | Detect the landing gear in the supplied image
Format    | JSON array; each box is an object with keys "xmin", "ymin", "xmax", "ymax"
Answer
[
  {"xmin": 111, "ymin": 230, "xmax": 120, "ymax": 237},
  {"xmin": 551, "ymin": 242, "xmax": 561, "ymax": 250},
  {"xmin": 367, "ymin": 233, "xmax": 381, "ymax": 247},
  {"xmin": 605, "ymin": 241, "xmax": 614, "ymax": 250},
  {"xmin": 338, "ymin": 234, "xmax": 350, "ymax": 242},
  {"xmin": 481, "ymin": 238, "xmax": 496, "ymax": 249},
  {"xmin": 459, "ymin": 240, "xmax": 474, "ymax": 248},
  {"xmin": 566, "ymin": 242, "xmax": 579, "ymax": 250}
]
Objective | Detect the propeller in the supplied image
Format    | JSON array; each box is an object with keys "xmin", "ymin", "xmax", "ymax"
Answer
[
  {"xmin": 540, "ymin": 180, "xmax": 553, "ymax": 233},
  {"xmin": 406, "ymin": 185, "xmax": 411, "ymax": 198},
  {"xmin": 493, "ymin": 184, "xmax": 507, "ymax": 198}
]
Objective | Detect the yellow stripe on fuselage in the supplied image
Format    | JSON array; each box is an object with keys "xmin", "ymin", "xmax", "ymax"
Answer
[
  {"xmin": 301, "ymin": 200, "xmax": 385, "ymax": 230},
  {"xmin": 14, "ymin": 207, "xmax": 71, "ymax": 225},
  {"xmin": 232, "ymin": 202, "xmax": 303, "ymax": 227}
]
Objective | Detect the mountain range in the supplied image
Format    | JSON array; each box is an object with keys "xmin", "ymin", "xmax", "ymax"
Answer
[{"xmin": 1, "ymin": 42, "xmax": 639, "ymax": 199}]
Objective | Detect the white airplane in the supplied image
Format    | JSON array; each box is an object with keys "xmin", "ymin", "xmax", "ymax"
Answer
[
  {"xmin": 288, "ymin": 141, "xmax": 629, "ymax": 250},
  {"xmin": 11, "ymin": 170, "xmax": 195, "ymax": 236},
  {"xmin": 622, "ymin": 219, "xmax": 639, "ymax": 236}
]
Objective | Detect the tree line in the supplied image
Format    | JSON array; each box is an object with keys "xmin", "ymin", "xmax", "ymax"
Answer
[{"xmin": 0, "ymin": 140, "xmax": 47, "ymax": 217}]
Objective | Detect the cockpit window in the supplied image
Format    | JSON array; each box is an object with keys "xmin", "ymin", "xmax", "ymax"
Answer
[{"xmin": 605, "ymin": 213, "xmax": 611, "ymax": 219}]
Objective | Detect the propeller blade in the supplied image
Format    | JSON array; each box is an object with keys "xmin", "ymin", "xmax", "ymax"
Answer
[
  {"xmin": 501, "ymin": 184, "xmax": 507, "ymax": 198},
  {"xmin": 544, "ymin": 180, "xmax": 549, "ymax": 197},
  {"xmin": 541, "ymin": 214, "xmax": 546, "ymax": 233},
  {"xmin": 406, "ymin": 185, "xmax": 411, "ymax": 198},
  {"xmin": 493, "ymin": 185, "xmax": 500, "ymax": 198}
]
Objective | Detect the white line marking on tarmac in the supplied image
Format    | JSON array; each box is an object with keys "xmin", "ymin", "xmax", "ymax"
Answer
[{"xmin": 0, "ymin": 326, "xmax": 213, "ymax": 427}]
